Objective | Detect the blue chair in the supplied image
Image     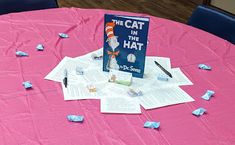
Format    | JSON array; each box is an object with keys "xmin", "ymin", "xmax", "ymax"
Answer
[
  {"xmin": 0, "ymin": 0, "xmax": 58, "ymax": 15},
  {"xmin": 188, "ymin": 5, "xmax": 235, "ymax": 44}
]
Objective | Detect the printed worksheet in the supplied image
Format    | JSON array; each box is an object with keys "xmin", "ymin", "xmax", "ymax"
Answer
[
  {"xmin": 138, "ymin": 87, "xmax": 194, "ymax": 109},
  {"xmin": 44, "ymin": 56, "xmax": 91, "ymax": 82},
  {"xmin": 100, "ymin": 84, "xmax": 141, "ymax": 114}
]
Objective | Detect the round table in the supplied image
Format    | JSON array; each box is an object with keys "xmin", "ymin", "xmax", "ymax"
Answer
[{"xmin": 0, "ymin": 8, "xmax": 235, "ymax": 145}]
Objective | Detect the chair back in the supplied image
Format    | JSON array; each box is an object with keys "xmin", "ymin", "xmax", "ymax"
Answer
[
  {"xmin": 0, "ymin": 0, "xmax": 58, "ymax": 15},
  {"xmin": 188, "ymin": 5, "xmax": 235, "ymax": 44}
]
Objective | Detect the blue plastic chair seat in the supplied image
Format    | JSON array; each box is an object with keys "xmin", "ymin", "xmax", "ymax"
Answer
[
  {"xmin": 188, "ymin": 5, "xmax": 235, "ymax": 44},
  {"xmin": 0, "ymin": 0, "xmax": 58, "ymax": 15}
]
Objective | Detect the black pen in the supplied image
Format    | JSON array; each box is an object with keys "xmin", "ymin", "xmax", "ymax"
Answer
[
  {"xmin": 63, "ymin": 69, "xmax": 68, "ymax": 88},
  {"xmin": 154, "ymin": 61, "xmax": 173, "ymax": 78}
]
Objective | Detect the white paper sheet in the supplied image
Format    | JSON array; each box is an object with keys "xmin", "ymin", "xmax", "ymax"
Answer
[
  {"xmin": 44, "ymin": 56, "xmax": 91, "ymax": 82},
  {"xmin": 44, "ymin": 56, "xmax": 73, "ymax": 82},
  {"xmin": 143, "ymin": 57, "xmax": 171, "ymax": 81},
  {"xmin": 145, "ymin": 56, "xmax": 171, "ymax": 71},
  {"xmin": 138, "ymin": 87, "xmax": 194, "ymax": 110},
  {"xmin": 74, "ymin": 48, "xmax": 103, "ymax": 67},
  {"xmin": 45, "ymin": 50, "xmax": 108, "ymax": 100},
  {"xmin": 100, "ymin": 84, "xmax": 141, "ymax": 114},
  {"xmin": 151, "ymin": 67, "xmax": 193, "ymax": 88},
  {"xmin": 61, "ymin": 66, "xmax": 108, "ymax": 100},
  {"xmin": 62, "ymin": 82, "xmax": 106, "ymax": 100},
  {"xmin": 167, "ymin": 68, "xmax": 193, "ymax": 86},
  {"xmin": 101, "ymin": 97, "xmax": 141, "ymax": 114}
]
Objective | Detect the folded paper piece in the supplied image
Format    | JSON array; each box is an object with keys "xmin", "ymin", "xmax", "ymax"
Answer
[
  {"xmin": 127, "ymin": 88, "xmax": 143, "ymax": 97},
  {"xmin": 192, "ymin": 107, "xmax": 206, "ymax": 116},
  {"xmin": 144, "ymin": 121, "xmax": 160, "ymax": 129},
  {"xmin": 108, "ymin": 69, "xmax": 132, "ymax": 86},
  {"xmin": 36, "ymin": 44, "xmax": 44, "ymax": 51},
  {"xmin": 87, "ymin": 84, "xmax": 96, "ymax": 92},
  {"xmin": 16, "ymin": 51, "xmax": 28, "ymax": 57},
  {"xmin": 201, "ymin": 90, "xmax": 215, "ymax": 101},
  {"xmin": 76, "ymin": 66, "xmax": 84, "ymax": 75},
  {"xmin": 59, "ymin": 33, "xmax": 69, "ymax": 38},
  {"xmin": 157, "ymin": 73, "xmax": 169, "ymax": 81},
  {"xmin": 22, "ymin": 81, "xmax": 32, "ymax": 89},
  {"xmin": 67, "ymin": 115, "xmax": 84, "ymax": 123},
  {"xmin": 198, "ymin": 64, "xmax": 211, "ymax": 70},
  {"xmin": 91, "ymin": 53, "xmax": 103, "ymax": 60}
]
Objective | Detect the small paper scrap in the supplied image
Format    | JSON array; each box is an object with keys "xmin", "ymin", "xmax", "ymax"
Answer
[
  {"xmin": 91, "ymin": 53, "xmax": 103, "ymax": 60},
  {"xmin": 87, "ymin": 84, "xmax": 96, "ymax": 93},
  {"xmin": 16, "ymin": 51, "xmax": 28, "ymax": 57},
  {"xmin": 157, "ymin": 74, "xmax": 169, "ymax": 81},
  {"xmin": 192, "ymin": 107, "xmax": 206, "ymax": 116},
  {"xmin": 144, "ymin": 121, "xmax": 160, "ymax": 129},
  {"xmin": 201, "ymin": 90, "xmax": 215, "ymax": 101},
  {"xmin": 127, "ymin": 88, "xmax": 143, "ymax": 97},
  {"xmin": 198, "ymin": 64, "xmax": 211, "ymax": 70},
  {"xmin": 59, "ymin": 33, "xmax": 69, "ymax": 38},
  {"xmin": 36, "ymin": 44, "xmax": 44, "ymax": 51},
  {"xmin": 22, "ymin": 81, "xmax": 32, "ymax": 89},
  {"xmin": 67, "ymin": 115, "xmax": 84, "ymax": 123},
  {"xmin": 76, "ymin": 66, "xmax": 84, "ymax": 75},
  {"xmin": 108, "ymin": 69, "xmax": 132, "ymax": 86}
]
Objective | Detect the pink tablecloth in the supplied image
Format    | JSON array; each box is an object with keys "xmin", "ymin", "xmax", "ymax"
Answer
[{"xmin": 0, "ymin": 8, "xmax": 235, "ymax": 145}]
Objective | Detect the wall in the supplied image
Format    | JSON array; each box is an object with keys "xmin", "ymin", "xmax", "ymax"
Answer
[{"xmin": 211, "ymin": 0, "xmax": 235, "ymax": 14}]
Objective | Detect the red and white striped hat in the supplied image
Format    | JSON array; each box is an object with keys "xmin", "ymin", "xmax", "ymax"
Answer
[{"xmin": 105, "ymin": 22, "xmax": 116, "ymax": 41}]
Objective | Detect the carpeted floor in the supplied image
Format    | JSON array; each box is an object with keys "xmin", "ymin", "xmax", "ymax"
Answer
[{"xmin": 57, "ymin": 0, "xmax": 202, "ymax": 23}]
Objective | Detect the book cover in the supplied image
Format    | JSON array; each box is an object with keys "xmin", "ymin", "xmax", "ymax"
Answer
[{"xmin": 103, "ymin": 14, "xmax": 150, "ymax": 78}]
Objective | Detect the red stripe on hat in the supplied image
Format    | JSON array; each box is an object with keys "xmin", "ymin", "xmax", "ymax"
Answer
[{"xmin": 105, "ymin": 22, "xmax": 115, "ymax": 39}]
